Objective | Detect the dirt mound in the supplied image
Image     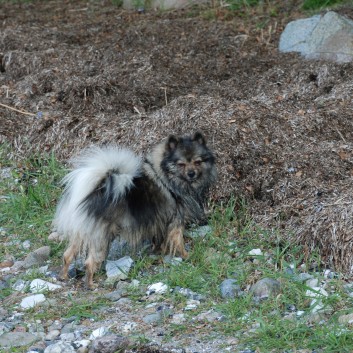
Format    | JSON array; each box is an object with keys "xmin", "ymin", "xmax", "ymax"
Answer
[{"xmin": 1, "ymin": 1, "xmax": 353, "ymax": 274}]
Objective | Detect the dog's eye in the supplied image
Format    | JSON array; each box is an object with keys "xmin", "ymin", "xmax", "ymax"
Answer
[
  {"xmin": 194, "ymin": 160, "xmax": 202, "ymax": 166},
  {"xmin": 177, "ymin": 162, "xmax": 186, "ymax": 168}
]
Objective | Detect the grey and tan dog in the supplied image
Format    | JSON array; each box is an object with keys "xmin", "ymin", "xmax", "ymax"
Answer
[{"xmin": 54, "ymin": 132, "xmax": 217, "ymax": 288}]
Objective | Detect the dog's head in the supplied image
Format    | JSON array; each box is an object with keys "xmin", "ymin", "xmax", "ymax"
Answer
[{"xmin": 160, "ymin": 132, "xmax": 217, "ymax": 192}]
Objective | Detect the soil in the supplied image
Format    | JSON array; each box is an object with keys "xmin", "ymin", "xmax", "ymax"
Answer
[{"xmin": 1, "ymin": 1, "xmax": 353, "ymax": 273}]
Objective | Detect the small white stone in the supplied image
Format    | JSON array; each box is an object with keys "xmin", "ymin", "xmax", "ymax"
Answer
[
  {"xmin": 30, "ymin": 279, "xmax": 62, "ymax": 293},
  {"xmin": 305, "ymin": 287, "xmax": 328, "ymax": 298},
  {"xmin": 184, "ymin": 299, "xmax": 200, "ymax": 311},
  {"xmin": 296, "ymin": 310, "xmax": 305, "ymax": 316},
  {"xmin": 171, "ymin": 313, "xmax": 186, "ymax": 324},
  {"xmin": 74, "ymin": 339, "xmax": 91, "ymax": 348},
  {"xmin": 22, "ymin": 240, "xmax": 31, "ymax": 249},
  {"xmin": 20, "ymin": 294, "xmax": 46, "ymax": 309},
  {"xmin": 89, "ymin": 326, "xmax": 109, "ymax": 339},
  {"xmin": 146, "ymin": 282, "xmax": 168, "ymax": 295},
  {"xmin": 248, "ymin": 248, "xmax": 263, "ymax": 256}
]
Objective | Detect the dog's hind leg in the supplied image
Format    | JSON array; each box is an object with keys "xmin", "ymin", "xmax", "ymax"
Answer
[
  {"xmin": 61, "ymin": 239, "xmax": 80, "ymax": 281},
  {"xmin": 84, "ymin": 241, "xmax": 109, "ymax": 289},
  {"xmin": 162, "ymin": 225, "xmax": 188, "ymax": 259}
]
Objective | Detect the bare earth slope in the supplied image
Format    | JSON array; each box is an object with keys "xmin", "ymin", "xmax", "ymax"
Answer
[{"xmin": 1, "ymin": 1, "xmax": 353, "ymax": 273}]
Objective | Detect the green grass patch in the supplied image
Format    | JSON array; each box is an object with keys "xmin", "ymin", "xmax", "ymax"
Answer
[
  {"xmin": 0, "ymin": 144, "xmax": 66, "ymax": 262},
  {"xmin": 302, "ymin": 0, "xmax": 348, "ymax": 10}
]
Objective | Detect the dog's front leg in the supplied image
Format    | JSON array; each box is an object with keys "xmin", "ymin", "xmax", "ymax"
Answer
[{"xmin": 161, "ymin": 222, "xmax": 188, "ymax": 259}]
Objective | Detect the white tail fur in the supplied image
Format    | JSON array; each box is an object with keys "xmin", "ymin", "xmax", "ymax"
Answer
[{"xmin": 53, "ymin": 146, "xmax": 141, "ymax": 241}]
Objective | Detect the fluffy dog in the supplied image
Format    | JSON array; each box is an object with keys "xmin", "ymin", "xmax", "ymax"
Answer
[{"xmin": 54, "ymin": 132, "xmax": 217, "ymax": 288}]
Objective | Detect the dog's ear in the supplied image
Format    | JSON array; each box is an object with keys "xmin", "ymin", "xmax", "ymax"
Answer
[
  {"xmin": 193, "ymin": 132, "xmax": 206, "ymax": 145},
  {"xmin": 167, "ymin": 135, "xmax": 179, "ymax": 151}
]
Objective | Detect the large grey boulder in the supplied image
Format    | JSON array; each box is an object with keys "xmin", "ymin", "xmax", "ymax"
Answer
[{"xmin": 279, "ymin": 11, "xmax": 353, "ymax": 63}]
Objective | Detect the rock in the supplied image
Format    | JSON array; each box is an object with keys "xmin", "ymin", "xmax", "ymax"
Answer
[
  {"xmin": 186, "ymin": 225, "xmax": 212, "ymax": 238},
  {"xmin": 194, "ymin": 309, "xmax": 225, "ymax": 323},
  {"xmin": 164, "ymin": 255, "xmax": 183, "ymax": 266},
  {"xmin": 174, "ymin": 287, "xmax": 206, "ymax": 301},
  {"xmin": 248, "ymin": 248, "xmax": 262, "ymax": 256},
  {"xmin": 20, "ymin": 294, "xmax": 46, "ymax": 309},
  {"xmin": 45, "ymin": 329, "xmax": 61, "ymax": 340},
  {"xmin": 90, "ymin": 334, "xmax": 129, "ymax": 353},
  {"xmin": 251, "ymin": 278, "xmax": 281, "ymax": 299},
  {"xmin": 48, "ymin": 231, "xmax": 61, "ymax": 241},
  {"xmin": 60, "ymin": 332, "xmax": 76, "ymax": 341},
  {"xmin": 306, "ymin": 278, "xmax": 319, "ymax": 288},
  {"xmin": 44, "ymin": 341, "xmax": 75, "ymax": 353},
  {"xmin": 146, "ymin": 282, "xmax": 168, "ymax": 295},
  {"xmin": 89, "ymin": 326, "xmax": 110, "ymax": 340},
  {"xmin": 184, "ymin": 299, "xmax": 200, "ymax": 310},
  {"xmin": 23, "ymin": 246, "xmax": 51, "ymax": 269},
  {"xmin": 143, "ymin": 312, "xmax": 163, "ymax": 324},
  {"xmin": 338, "ymin": 313, "xmax": 353, "ymax": 324},
  {"xmin": 106, "ymin": 238, "xmax": 130, "ymax": 261},
  {"xmin": 12, "ymin": 279, "xmax": 28, "ymax": 292},
  {"xmin": 30, "ymin": 279, "xmax": 62, "ymax": 293},
  {"xmin": 0, "ymin": 331, "xmax": 40, "ymax": 348},
  {"xmin": 22, "ymin": 239, "xmax": 31, "ymax": 249},
  {"xmin": 219, "ymin": 279, "xmax": 242, "ymax": 299},
  {"xmin": 297, "ymin": 273, "xmax": 313, "ymax": 282},
  {"xmin": 104, "ymin": 290, "xmax": 124, "ymax": 302},
  {"xmin": 143, "ymin": 305, "xmax": 173, "ymax": 324},
  {"xmin": 105, "ymin": 256, "xmax": 134, "ymax": 282},
  {"xmin": 305, "ymin": 287, "xmax": 328, "ymax": 299},
  {"xmin": 171, "ymin": 313, "xmax": 186, "ymax": 325},
  {"xmin": 306, "ymin": 287, "xmax": 328, "ymax": 313},
  {"xmin": 279, "ymin": 11, "xmax": 353, "ymax": 63}
]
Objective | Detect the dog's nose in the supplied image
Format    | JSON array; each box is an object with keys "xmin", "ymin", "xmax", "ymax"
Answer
[{"xmin": 187, "ymin": 170, "xmax": 196, "ymax": 179}]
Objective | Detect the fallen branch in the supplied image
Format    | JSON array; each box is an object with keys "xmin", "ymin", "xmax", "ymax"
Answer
[{"xmin": 0, "ymin": 102, "xmax": 37, "ymax": 117}]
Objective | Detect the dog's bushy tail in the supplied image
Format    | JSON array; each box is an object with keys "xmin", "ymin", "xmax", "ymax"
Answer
[{"xmin": 53, "ymin": 146, "xmax": 141, "ymax": 241}]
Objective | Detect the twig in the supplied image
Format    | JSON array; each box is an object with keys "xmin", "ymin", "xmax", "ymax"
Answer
[{"xmin": 0, "ymin": 102, "xmax": 36, "ymax": 117}]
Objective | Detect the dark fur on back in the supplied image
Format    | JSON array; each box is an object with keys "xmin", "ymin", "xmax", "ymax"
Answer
[{"xmin": 55, "ymin": 132, "xmax": 217, "ymax": 288}]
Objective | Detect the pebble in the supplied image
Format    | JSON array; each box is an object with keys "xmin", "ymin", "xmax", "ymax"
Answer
[
  {"xmin": 48, "ymin": 231, "xmax": 61, "ymax": 241},
  {"xmin": 251, "ymin": 278, "xmax": 281, "ymax": 300},
  {"xmin": 184, "ymin": 299, "xmax": 200, "ymax": 311},
  {"xmin": 171, "ymin": 313, "xmax": 186, "ymax": 324},
  {"xmin": 174, "ymin": 286, "xmax": 206, "ymax": 301},
  {"xmin": 20, "ymin": 294, "xmax": 46, "ymax": 309},
  {"xmin": 0, "ymin": 331, "xmax": 40, "ymax": 348},
  {"xmin": 105, "ymin": 256, "xmax": 134, "ymax": 282},
  {"xmin": 30, "ymin": 279, "xmax": 62, "ymax": 293},
  {"xmin": 12, "ymin": 279, "xmax": 28, "ymax": 292},
  {"xmin": 219, "ymin": 279, "xmax": 242, "ymax": 299},
  {"xmin": 89, "ymin": 326, "xmax": 110, "ymax": 339},
  {"xmin": 338, "ymin": 313, "xmax": 353, "ymax": 324},
  {"xmin": 186, "ymin": 225, "xmax": 212, "ymax": 238},
  {"xmin": 248, "ymin": 248, "xmax": 263, "ymax": 256},
  {"xmin": 90, "ymin": 334, "xmax": 129, "ymax": 353},
  {"xmin": 44, "ymin": 341, "xmax": 75, "ymax": 353},
  {"xmin": 146, "ymin": 282, "xmax": 168, "ymax": 295},
  {"xmin": 45, "ymin": 329, "xmax": 61, "ymax": 340},
  {"xmin": 164, "ymin": 255, "xmax": 183, "ymax": 265},
  {"xmin": 22, "ymin": 246, "xmax": 51, "ymax": 269}
]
